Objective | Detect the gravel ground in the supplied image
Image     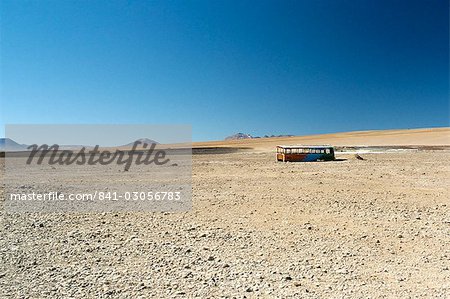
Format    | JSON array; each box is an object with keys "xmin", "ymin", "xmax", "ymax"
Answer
[{"xmin": 1, "ymin": 151, "xmax": 449, "ymax": 298}]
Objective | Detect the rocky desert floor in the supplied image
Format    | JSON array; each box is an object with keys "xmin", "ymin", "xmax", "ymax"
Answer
[{"xmin": 1, "ymin": 150, "xmax": 449, "ymax": 298}]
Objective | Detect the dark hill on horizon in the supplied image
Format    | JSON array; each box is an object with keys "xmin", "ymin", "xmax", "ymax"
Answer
[
  {"xmin": 0, "ymin": 138, "xmax": 28, "ymax": 151},
  {"xmin": 225, "ymin": 133, "xmax": 294, "ymax": 140},
  {"xmin": 121, "ymin": 138, "xmax": 159, "ymax": 147}
]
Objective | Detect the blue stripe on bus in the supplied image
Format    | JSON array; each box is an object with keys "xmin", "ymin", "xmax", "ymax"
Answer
[{"xmin": 303, "ymin": 154, "xmax": 323, "ymax": 162}]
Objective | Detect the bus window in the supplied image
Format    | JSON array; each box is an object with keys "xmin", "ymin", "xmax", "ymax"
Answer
[{"xmin": 325, "ymin": 149, "xmax": 330, "ymax": 154}]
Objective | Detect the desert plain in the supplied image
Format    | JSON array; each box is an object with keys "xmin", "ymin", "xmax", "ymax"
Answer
[{"xmin": 1, "ymin": 128, "xmax": 449, "ymax": 298}]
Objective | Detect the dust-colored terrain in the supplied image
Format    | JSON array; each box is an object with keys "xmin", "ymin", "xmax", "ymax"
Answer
[
  {"xmin": 1, "ymin": 128, "xmax": 449, "ymax": 298},
  {"xmin": 194, "ymin": 127, "xmax": 450, "ymax": 150}
]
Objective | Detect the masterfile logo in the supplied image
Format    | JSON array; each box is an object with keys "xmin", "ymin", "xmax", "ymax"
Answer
[{"xmin": 3, "ymin": 124, "xmax": 192, "ymax": 213}]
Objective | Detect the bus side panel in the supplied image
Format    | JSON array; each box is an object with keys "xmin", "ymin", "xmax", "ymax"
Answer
[
  {"xmin": 323, "ymin": 153, "xmax": 335, "ymax": 161},
  {"xmin": 277, "ymin": 149, "xmax": 335, "ymax": 162},
  {"xmin": 303, "ymin": 154, "xmax": 322, "ymax": 162},
  {"xmin": 282, "ymin": 154, "xmax": 307, "ymax": 162}
]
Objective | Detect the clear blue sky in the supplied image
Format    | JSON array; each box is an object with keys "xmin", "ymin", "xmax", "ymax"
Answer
[{"xmin": 1, "ymin": 0, "xmax": 448, "ymax": 141}]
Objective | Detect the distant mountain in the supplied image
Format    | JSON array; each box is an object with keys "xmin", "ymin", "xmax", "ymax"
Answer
[
  {"xmin": 225, "ymin": 133, "xmax": 254, "ymax": 140},
  {"xmin": 121, "ymin": 138, "xmax": 159, "ymax": 147},
  {"xmin": 0, "ymin": 137, "xmax": 163, "ymax": 151},
  {"xmin": 263, "ymin": 134, "xmax": 294, "ymax": 138},
  {"xmin": 0, "ymin": 138, "xmax": 29, "ymax": 151},
  {"xmin": 224, "ymin": 133, "xmax": 294, "ymax": 140}
]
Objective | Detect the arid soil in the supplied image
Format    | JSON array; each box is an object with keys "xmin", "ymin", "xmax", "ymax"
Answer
[
  {"xmin": 194, "ymin": 127, "xmax": 450, "ymax": 150},
  {"xmin": 1, "ymin": 148, "xmax": 449, "ymax": 298}
]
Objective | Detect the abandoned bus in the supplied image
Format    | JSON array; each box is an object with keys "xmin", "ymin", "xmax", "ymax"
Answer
[{"xmin": 276, "ymin": 145, "xmax": 335, "ymax": 162}]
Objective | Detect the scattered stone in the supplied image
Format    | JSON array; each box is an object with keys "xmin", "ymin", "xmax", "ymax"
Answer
[
  {"xmin": 355, "ymin": 154, "xmax": 365, "ymax": 160},
  {"xmin": 1, "ymin": 150, "xmax": 447, "ymax": 298},
  {"xmin": 336, "ymin": 269, "xmax": 349, "ymax": 274}
]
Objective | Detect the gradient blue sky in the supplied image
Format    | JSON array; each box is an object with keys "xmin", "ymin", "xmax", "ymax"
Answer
[{"xmin": 1, "ymin": 0, "xmax": 448, "ymax": 141}]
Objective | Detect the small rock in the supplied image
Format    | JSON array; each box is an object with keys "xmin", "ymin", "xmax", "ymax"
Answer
[
  {"xmin": 355, "ymin": 154, "xmax": 365, "ymax": 160},
  {"xmin": 336, "ymin": 269, "xmax": 349, "ymax": 274}
]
